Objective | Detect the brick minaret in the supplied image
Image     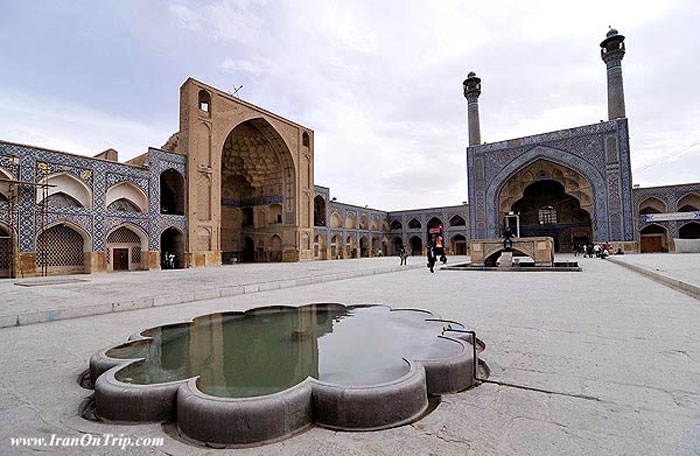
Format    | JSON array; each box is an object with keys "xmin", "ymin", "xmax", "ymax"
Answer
[
  {"xmin": 600, "ymin": 28, "xmax": 627, "ymax": 120},
  {"xmin": 463, "ymin": 71, "xmax": 482, "ymax": 146}
]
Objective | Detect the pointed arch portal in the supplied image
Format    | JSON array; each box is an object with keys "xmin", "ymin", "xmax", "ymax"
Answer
[
  {"xmin": 496, "ymin": 160, "xmax": 594, "ymax": 252},
  {"xmin": 220, "ymin": 118, "xmax": 296, "ymax": 263}
]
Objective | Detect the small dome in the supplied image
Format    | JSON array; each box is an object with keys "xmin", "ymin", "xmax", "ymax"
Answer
[
  {"xmin": 607, "ymin": 27, "xmax": 618, "ymax": 38},
  {"xmin": 467, "ymin": 71, "xmax": 476, "ymax": 78}
]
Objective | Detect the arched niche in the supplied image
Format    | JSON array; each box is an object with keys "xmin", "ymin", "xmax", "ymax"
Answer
[
  {"xmin": 449, "ymin": 215, "xmax": 466, "ymax": 226},
  {"xmin": 345, "ymin": 213, "xmax": 357, "ymax": 229},
  {"xmin": 161, "ymin": 226, "xmax": 185, "ymax": 268},
  {"xmin": 677, "ymin": 193, "xmax": 700, "ymax": 212},
  {"xmin": 639, "ymin": 196, "xmax": 666, "ymax": 215},
  {"xmin": 37, "ymin": 172, "xmax": 92, "ymax": 209},
  {"xmin": 330, "ymin": 234, "xmax": 342, "ymax": 259},
  {"xmin": 106, "ymin": 224, "xmax": 148, "ymax": 271},
  {"xmin": 160, "ymin": 169, "xmax": 185, "ymax": 215},
  {"xmin": 106, "ymin": 182, "xmax": 148, "ymax": 213},
  {"xmin": 359, "ymin": 236, "xmax": 369, "ymax": 257},
  {"xmin": 330, "ymin": 212, "xmax": 343, "ymax": 229},
  {"xmin": 36, "ymin": 221, "xmax": 91, "ymax": 274},
  {"xmin": 314, "ymin": 195, "xmax": 326, "ymax": 226},
  {"xmin": 359, "ymin": 215, "xmax": 368, "ymax": 230},
  {"xmin": 408, "ymin": 218, "xmax": 421, "ymax": 229},
  {"xmin": 0, "ymin": 222, "xmax": 13, "ymax": 278},
  {"xmin": 314, "ymin": 234, "xmax": 327, "ymax": 260},
  {"xmin": 391, "ymin": 236, "xmax": 403, "ymax": 255},
  {"xmin": 219, "ymin": 117, "xmax": 296, "ymax": 262},
  {"xmin": 0, "ymin": 167, "xmax": 13, "ymax": 202},
  {"xmin": 346, "ymin": 235, "xmax": 357, "ymax": 257},
  {"xmin": 498, "ymin": 160, "xmax": 594, "ymax": 225},
  {"xmin": 450, "ymin": 234, "xmax": 467, "ymax": 255},
  {"xmin": 409, "ymin": 236, "xmax": 422, "ymax": 255},
  {"xmin": 198, "ymin": 89, "xmax": 211, "ymax": 113},
  {"xmin": 678, "ymin": 221, "xmax": 700, "ymax": 239},
  {"xmin": 269, "ymin": 235, "xmax": 283, "ymax": 262}
]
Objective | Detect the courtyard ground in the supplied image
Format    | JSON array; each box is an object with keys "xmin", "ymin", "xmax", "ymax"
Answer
[
  {"xmin": 0, "ymin": 254, "xmax": 698, "ymax": 455},
  {"xmin": 0, "ymin": 256, "xmax": 453, "ymax": 329}
]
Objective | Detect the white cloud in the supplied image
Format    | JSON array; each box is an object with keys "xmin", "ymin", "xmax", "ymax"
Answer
[
  {"xmin": 220, "ymin": 57, "xmax": 270, "ymax": 77},
  {"xmin": 170, "ymin": 0, "xmax": 268, "ymax": 44},
  {"xmin": 0, "ymin": 90, "xmax": 171, "ymax": 160}
]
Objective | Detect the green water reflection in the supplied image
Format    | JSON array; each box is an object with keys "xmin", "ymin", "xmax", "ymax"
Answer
[{"xmin": 109, "ymin": 305, "xmax": 463, "ymax": 398}]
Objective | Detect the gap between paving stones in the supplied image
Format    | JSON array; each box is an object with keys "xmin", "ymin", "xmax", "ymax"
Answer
[
  {"xmin": 608, "ymin": 257, "xmax": 700, "ymax": 300},
  {"xmin": 0, "ymin": 264, "xmax": 424, "ymax": 330}
]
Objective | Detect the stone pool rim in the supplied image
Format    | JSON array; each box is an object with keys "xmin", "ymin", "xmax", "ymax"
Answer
[{"xmin": 89, "ymin": 303, "xmax": 478, "ymax": 446}]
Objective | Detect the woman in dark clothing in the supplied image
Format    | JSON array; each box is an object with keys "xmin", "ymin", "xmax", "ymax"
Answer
[{"xmin": 426, "ymin": 246, "xmax": 436, "ymax": 273}]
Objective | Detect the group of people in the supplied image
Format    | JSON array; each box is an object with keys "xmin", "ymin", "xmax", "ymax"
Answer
[
  {"xmin": 161, "ymin": 252, "xmax": 177, "ymax": 269},
  {"xmin": 397, "ymin": 244, "xmax": 447, "ymax": 273},
  {"xmin": 574, "ymin": 243, "xmax": 624, "ymax": 259}
]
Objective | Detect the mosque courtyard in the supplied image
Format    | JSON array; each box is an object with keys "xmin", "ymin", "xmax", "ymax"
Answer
[{"xmin": 0, "ymin": 254, "xmax": 698, "ymax": 455}]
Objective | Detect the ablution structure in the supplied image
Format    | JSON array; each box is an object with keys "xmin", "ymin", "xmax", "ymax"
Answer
[{"xmin": 0, "ymin": 29, "xmax": 698, "ymax": 278}]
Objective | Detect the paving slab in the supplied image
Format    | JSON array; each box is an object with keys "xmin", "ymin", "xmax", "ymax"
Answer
[
  {"xmin": 0, "ymin": 255, "xmax": 698, "ymax": 455},
  {"xmin": 609, "ymin": 253, "xmax": 700, "ymax": 299}
]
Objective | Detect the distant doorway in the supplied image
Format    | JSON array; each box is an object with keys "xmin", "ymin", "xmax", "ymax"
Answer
[
  {"xmin": 640, "ymin": 224, "xmax": 668, "ymax": 253},
  {"xmin": 161, "ymin": 227, "xmax": 185, "ymax": 269},
  {"xmin": 409, "ymin": 236, "xmax": 422, "ymax": 255},
  {"xmin": 112, "ymin": 248, "xmax": 129, "ymax": 271},
  {"xmin": 450, "ymin": 234, "xmax": 467, "ymax": 255},
  {"xmin": 242, "ymin": 236, "xmax": 255, "ymax": 262}
]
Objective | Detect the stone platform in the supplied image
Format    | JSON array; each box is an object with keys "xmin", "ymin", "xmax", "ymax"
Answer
[{"xmin": 469, "ymin": 237, "xmax": 555, "ymax": 267}]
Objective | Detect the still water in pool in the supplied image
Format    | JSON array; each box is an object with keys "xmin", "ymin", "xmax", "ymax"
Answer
[{"xmin": 108, "ymin": 304, "xmax": 463, "ymax": 398}]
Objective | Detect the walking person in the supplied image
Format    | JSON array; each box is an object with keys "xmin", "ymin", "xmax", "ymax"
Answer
[
  {"xmin": 503, "ymin": 225, "xmax": 514, "ymax": 250},
  {"xmin": 426, "ymin": 246, "xmax": 436, "ymax": 273},
  {"xmin": 399, "ymin": 245, "xmax": 407, "ymax": 266}
]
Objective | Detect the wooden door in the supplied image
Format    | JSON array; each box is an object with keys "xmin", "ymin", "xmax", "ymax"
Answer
[
  {"xmin": 455, "ymin": 242, "xmax": 467, "ymax": 255},
  {"xmin": 640, "ymin": 236, "xmax": 662, "ymax": 253},
  {"xmin": 113, "ymin": 248, "xmax": 129, "ymax": 270}
]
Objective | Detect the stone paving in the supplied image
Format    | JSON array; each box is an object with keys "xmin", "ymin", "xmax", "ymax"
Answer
[
  {"xmin": 0, "ymin": 256, "xmax": 699, "ymax": 455},
  {"xmin": 610, "ymin": 253, "xmax": 700, "ymax": 289},
  {"xmin": 0, "ymin": 256, "xmax": 457, "ymax": 328}
]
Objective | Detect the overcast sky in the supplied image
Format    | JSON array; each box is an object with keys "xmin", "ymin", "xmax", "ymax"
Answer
[{"xmin": 1, "ymin": 0, "xmax": 698, "ymax": 210}]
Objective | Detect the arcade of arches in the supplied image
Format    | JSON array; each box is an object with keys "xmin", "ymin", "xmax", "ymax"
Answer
[
  {"xmin": 638, "ymin": 193, "xmax": 700, "ymax": 252},
  {"xmin": 499, "ymin": 160, "xmax": 593, "ymax": 252}
]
